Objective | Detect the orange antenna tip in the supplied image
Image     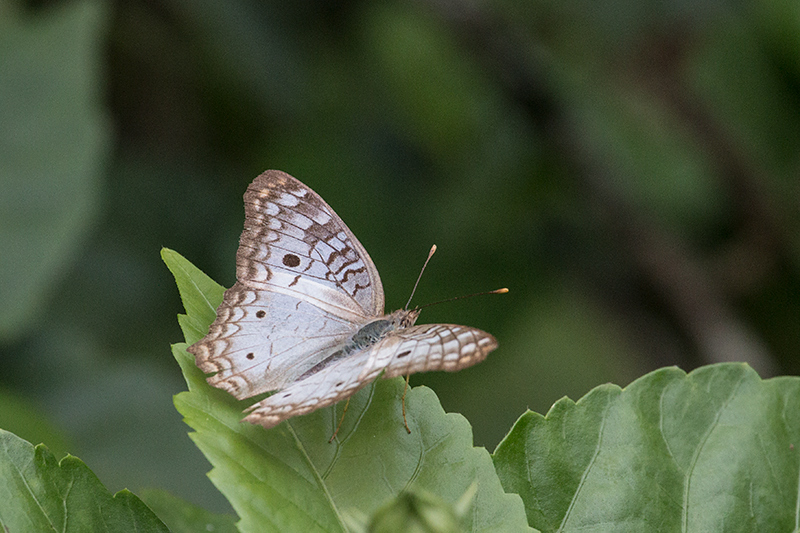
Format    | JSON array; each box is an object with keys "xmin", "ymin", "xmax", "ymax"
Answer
[{"xmin": 405, "ymin": 244, "xmax": 438, "ymax": 310}]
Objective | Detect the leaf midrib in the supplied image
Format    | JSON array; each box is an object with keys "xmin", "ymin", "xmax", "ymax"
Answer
[
  {"xmin": 680, "ymin": 374, "xmax": 746, "ymax": 532},
  {"xmin": 289, "ymin": 413, "xmax": 348, "ymax": 531},
  {"xmin": 557, "ymin": 395, "xmax": 613, "ymax": 533}
]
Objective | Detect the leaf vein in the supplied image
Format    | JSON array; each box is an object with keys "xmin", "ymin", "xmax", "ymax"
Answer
[
  {"xmin": 557, "ymin": 396, "xmax": 612, "ymax": 533},
  {"xmin": 681, "ymin": 373, "xmax": 747, "ymax": 532}
]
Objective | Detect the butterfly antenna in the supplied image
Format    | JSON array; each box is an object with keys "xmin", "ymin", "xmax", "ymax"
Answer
[
  {"xmin": 416, "ymin": 287, "xmax": 509, "ymax": 310},
  {"xmin": 405, "ymin": 244, "xmax": 437, "ymax": 310}
]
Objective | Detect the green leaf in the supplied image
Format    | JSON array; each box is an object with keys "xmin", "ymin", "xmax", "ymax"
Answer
[
  {"xmin": 161, "ymin": 247, "xmax": 225, "ymax": 344},
  {"xmin": 162, "ymin": 248, "xmax": 533, "ymax": 533},
  {"xmin": 0, "ymin": 0, "xmax": 111, "ymax": 340},
  {"xmin": 0, "ymin": 429, "xmax": 168, "ymax": 532},
  {"xmin": 139, "ymin": 488, "xmax": 238, "ymax": 533},
  {"xmin": 493, "ymin": 364, "xmax": 800, "ymax": 532}
]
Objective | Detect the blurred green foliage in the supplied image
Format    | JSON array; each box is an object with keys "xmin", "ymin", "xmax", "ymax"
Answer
[{"xmin": 1, "ymin": 0, "xmax": 798, "ymax": 514}]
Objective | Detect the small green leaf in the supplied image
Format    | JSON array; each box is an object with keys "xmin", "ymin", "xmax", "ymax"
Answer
[
  {"xmin": 493, "ymin": 364, "xmax": 800, "ymax": 532},
  {"xmin": 162, "ymin": 248, "xmax": 533, "ymax": 533},
  {"xmin": 161, "ymin": 247, "xmax": 224, "ymax": 344},
  {"xmin": 0, "ymin": 429, "xmax": 168, "ymax": 532}
]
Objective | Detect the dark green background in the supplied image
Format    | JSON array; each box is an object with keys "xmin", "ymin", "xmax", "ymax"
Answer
[{"xmin": 2, "ymin": 0, "xmax": 798, "ymax": 513}]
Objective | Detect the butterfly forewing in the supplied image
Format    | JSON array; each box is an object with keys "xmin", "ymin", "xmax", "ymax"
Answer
[
  {"xmin": 239, "ymin": 171, "xmax": 384, "ymax": 319},
  {"xmin": 187, "ymin": 169, "xmax": 501, "ymax": 430},
  {"xmin": 192, "ymin": 291, "xmax": 356, "ymax": 397}
]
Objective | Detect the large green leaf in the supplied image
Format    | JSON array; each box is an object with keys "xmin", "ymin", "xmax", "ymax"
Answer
[
  {"xmin": 493, "ymin": 364, "xmax": 800, "ymax": 532},
  {"xmin": 0, "ymin": 429, "xmax": 168, "ymax": 532},
  {"xmin": 0, "ymin": 0, "xmax": 111, "ymax": 340},
  {"xmin": 162, "ymin": 248, "xmax": 533, "ymax": 533}
]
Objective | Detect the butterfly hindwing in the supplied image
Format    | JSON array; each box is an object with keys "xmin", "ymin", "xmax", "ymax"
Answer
[
  {"xmin": 241, "ymin": 324, "xmax": 496, "ymax": 429},
  {"xmin": 361, "ymin": 324, "xmax": 498, "ymax": 381},
  {"xmin": 243, "ymin": 345, "xmax": 377, "ymax": 429}
]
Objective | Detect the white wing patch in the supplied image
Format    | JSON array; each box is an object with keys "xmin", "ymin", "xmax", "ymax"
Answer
[{"xmin": 192, "ymin": 291, "xmax": 356, "ymax": 397}]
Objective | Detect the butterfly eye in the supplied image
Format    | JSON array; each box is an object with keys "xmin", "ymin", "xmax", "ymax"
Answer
[{"xmin": 282, "ymin": 254, "xmax": 301, "ymax": 267}]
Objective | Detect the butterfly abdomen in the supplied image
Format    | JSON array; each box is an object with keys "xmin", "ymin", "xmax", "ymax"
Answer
[
  {"xmin": 297, "ymin": 319, "xmax": 396, "ymax": 381},
  {"xmin": 349, "ymin": 319, "xmax": 395, "ymax": 350}
]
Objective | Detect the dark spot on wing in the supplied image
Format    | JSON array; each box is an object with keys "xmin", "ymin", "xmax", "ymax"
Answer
[
  {"xmin": 283, "ymin": 253, "xmax": 301, "ymax": 267},
  {"xmin": 246, "ymin": 352, "xmax": 255, "ymax": 360},
  {"xmin": 397, "ymin": 350, "xmax": 411, "ymax": 359},
  {"xmin": 256, "ymin": 310, "xmax": 266, "ymax": 318}
]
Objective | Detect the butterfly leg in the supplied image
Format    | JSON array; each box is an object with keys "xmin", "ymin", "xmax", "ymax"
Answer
[
  {"xmin": 401, "ymin": 375, "xmax": 412, "ymax": 434},
  {"xmin": 329, "ymin": 398, "xmax": 351, "ymax": 443}
]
